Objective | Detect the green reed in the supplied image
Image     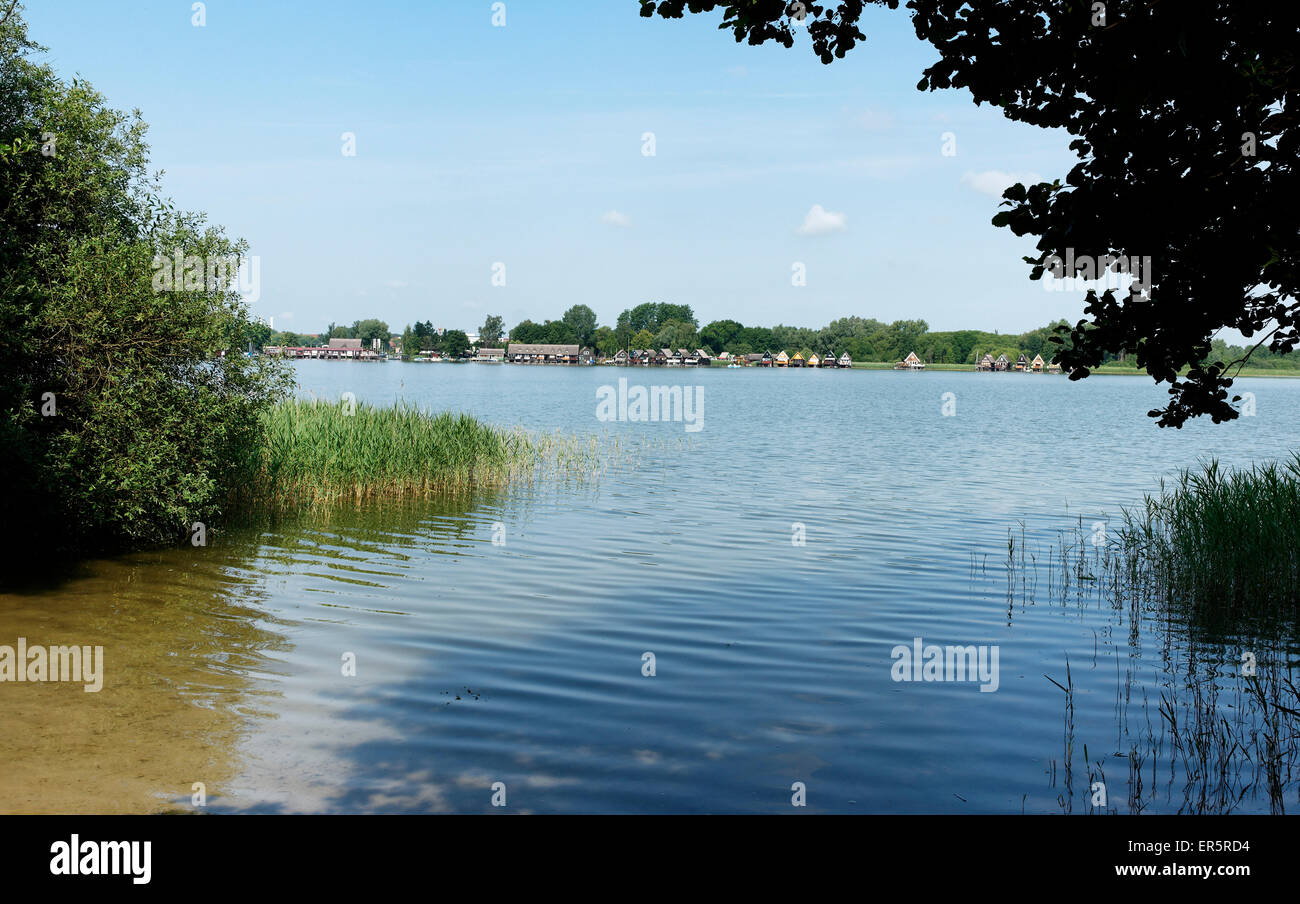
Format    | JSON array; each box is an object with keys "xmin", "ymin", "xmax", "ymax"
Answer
[
  {"xmin": 230, "ymin": 398, "xmax": 604, "ymax": 511},
  {"xmin": 1115, "ymin": 455, "xmax": 1300, "ymax": 619}
]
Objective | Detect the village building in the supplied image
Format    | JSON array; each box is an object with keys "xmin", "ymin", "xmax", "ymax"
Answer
[
  {"xmin": 775, "ymin": 350, "xmax": 790, "ymax": 367},
  {"xmin": 1031, "ymin": 353, "xmax": 1045, "ymax": 372},
  {"xmin": 837, "ymin": 352, "xmax": 852, "ymax": 368},
  {"xmin": 507, "ymin": 343, "xmax": 582, "ymax": 364},
  {"xmin": 474, "ymin": 347, "xmax": 505, "ymax": 362}
]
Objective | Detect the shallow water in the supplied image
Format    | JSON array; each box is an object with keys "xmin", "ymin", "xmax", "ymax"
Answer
[{"xmin": 3, "ymin": 362, "xmax": 1298, "ymax": 813}]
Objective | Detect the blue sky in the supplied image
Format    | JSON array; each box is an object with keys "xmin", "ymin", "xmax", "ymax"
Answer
[{"xmin": 25, "ymin": 0, "xmax": 1086, "ymax": 336}]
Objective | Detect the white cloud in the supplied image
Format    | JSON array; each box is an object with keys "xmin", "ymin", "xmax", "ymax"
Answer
[
  {"xmin": 961, "ymin": 170, "xmax": 1042, "ymax": 197},
  {"xmin": 796, "ymin": 204, "xmax": 847, "ymax": 236},
  {"xmin": 856, "ymin": 108, "xmax": 894, "ymax": 130},
  {"xmin": 601, "ymin": 210, "xmax": 631, "ymax": 228}
]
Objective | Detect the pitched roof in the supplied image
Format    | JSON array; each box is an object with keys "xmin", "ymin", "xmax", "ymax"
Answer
[
  {"xmin": 508, "ymin": 343, "xmax": 580, "ymax": 354},
  {"xmin": 329, "ymin": 337, "xmax": 363, "ymax": 349}
]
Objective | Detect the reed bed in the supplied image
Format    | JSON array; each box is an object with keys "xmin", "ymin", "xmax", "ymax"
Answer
[
  {"xmin": 996, "ymin": 456, "xmax": 1300, "ymax": 812},
  {"xmin": 1114, "ymin": 455, "xmax": 1300, "ymax": 620},
  {"xmin": 231, "ymin": 398, "xmax": 615, "ymax": 512}
]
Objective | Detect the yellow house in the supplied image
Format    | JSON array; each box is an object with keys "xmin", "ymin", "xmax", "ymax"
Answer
[
  {"xmin": 808, "ymin": 353, "xmax": 821, "ymax": 367},
  {"xmin": 1031, "ymin": 353, "xmax": 1045, "ymax": 372},
  {"xmin": 775, "ymin": 350, "xmax": 790, "ymax": 367}
]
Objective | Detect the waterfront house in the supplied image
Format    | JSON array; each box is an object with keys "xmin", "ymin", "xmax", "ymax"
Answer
[
  {"xmin": 1047, "ymin": 360, "xmax": 1063, "ymax": 374},
  {"xmin": 265, "ymin": 338, "xmax": 383, "ymax": 361},
  {"xmin": 1031, "ymin": 353, "xmax": 1045, "ymax": 372},
  {"xmin": 330, "ymin": 337, "xmax": 363, "ymax": 358},
  {"xmin": 790, "ymin": 352, "xmax": 806, "ymax": 368},
  {"xmin": 837, "ymin": 352, "xmax": 852, "ymax": 368},
  {"xmin": 474, "ymin": 347, "xmax": 505, "ymax": 362},
  {"xmin": 775, "ymin": 350, "xmax": 790, "ymax": 367},
  {"xmin": 977, "ymin": 353, "xmax": 994, "ymax": 371},
  {"xmin": 694, "ymin": 348, "xmax": 712, "ymax": 366},
  {"xmin": 808, "ymin": 353, "xmax": 821, "ymax": 368},
  {"xmin": 613, "ymin": 349, "xmax": 629, "ymax": 365},
  {"xmin": 994, "ymin": 353, "xmax": 1010, "ymax": 371},
  {"xmin": 897, "ymin": 351, "xmax": 925, "ymax": 370},
  {"xmin": 1015, "ymin": 353, "xmax": 1030, "ymax": 371},
  {"xmin": 507, "ymin": 343, "xmax": 581, "ymax": 364}
]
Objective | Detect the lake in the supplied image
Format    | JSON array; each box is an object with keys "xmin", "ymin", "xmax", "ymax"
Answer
[{"xmin": 3, "ymin": 362, "xmax": 1299, "ymax": 813}]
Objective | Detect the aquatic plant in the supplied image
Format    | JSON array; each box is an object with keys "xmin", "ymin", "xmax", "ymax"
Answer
[{"xmin": 1115, "ymin": 455, "xmax": 1300, "ymax": 621}]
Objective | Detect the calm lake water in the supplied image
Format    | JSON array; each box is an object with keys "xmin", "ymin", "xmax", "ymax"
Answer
[{"xmin": 4, "ymin": 362, "xmax": 1300, "ymax": 814}]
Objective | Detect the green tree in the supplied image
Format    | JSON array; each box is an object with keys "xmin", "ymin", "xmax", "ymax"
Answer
[
  {"xmin": 0, "ymin": 10, "xmax": 289, "ymax": 557},
  {"xmin": 244, "ymin": 320, "xmax": 272, "ymax": 351},
  {"xmin": 700, "ymin": 319, "xmax": 744, "ymax": 354},
  {"xmin": 480, "ymin": 313, "xmax": 505, "ymax": 346},
  {"xmin": 510, "ymin": 319, "xmax": 545, "ymax": 344},
  {"xmin": 561, "ymin": 304, "xmax": 598, "ymax": 349},
  {"xmin": 594, "ymin": 325, "xmax": 617, "ymax": 356},
  {"xmin": 441, "ymin": 329, "xmax": 471, "ymax": 358},
  {"xmin": 351, "ymin": 318, "xmax": 390, "ymax": 348}
]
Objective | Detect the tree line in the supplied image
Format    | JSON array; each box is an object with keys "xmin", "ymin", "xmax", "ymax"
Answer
[{"xmin": 271, "ymin": 303, "xmax": 1300, "ymax": 370}]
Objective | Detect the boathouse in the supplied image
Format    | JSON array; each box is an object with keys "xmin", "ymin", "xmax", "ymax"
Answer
[{"xmin": 507, "ymin": 343, "xmax": 581, "ymax": 364}]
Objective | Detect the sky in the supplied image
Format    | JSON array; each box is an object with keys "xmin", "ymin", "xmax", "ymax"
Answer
[{"xmin": 23, "ymin": 0, "xmax": 1089, "ymax": 337}]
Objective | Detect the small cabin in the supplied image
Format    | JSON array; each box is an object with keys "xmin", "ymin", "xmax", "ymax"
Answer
[
  {"xmin": 808, "ymin": 353, "xmax": 821, "ymax": 368},
  {"xmin": 1031, "ymin": 353, "xmax": 1045, "ymax": 372},
  {"xmin": 995, "ymin": 354, "xmax": 1010, "ymax": 371},
  {"xmin": 898, "ymin": 351, "xmax": 925, "ymax": 370},
  {"xmin": 837, "ymin": 352, "xmax": 852, "ymax": 368},
  {"xmin": 775, "ymin": 350, "xmax": 790, "ymax": 367},
  {"xmin": 790, "ymin": 352, "xmax": 806, "ymax": 368}
]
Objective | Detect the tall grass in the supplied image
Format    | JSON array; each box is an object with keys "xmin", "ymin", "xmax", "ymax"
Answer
[
  {"xmin": 231, "ymin": 399, "xmax": 540, "ymax": 511},
  {"xmin": 1116, "ymin": 455, "xmax": 1300, "ymax": 619}
]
